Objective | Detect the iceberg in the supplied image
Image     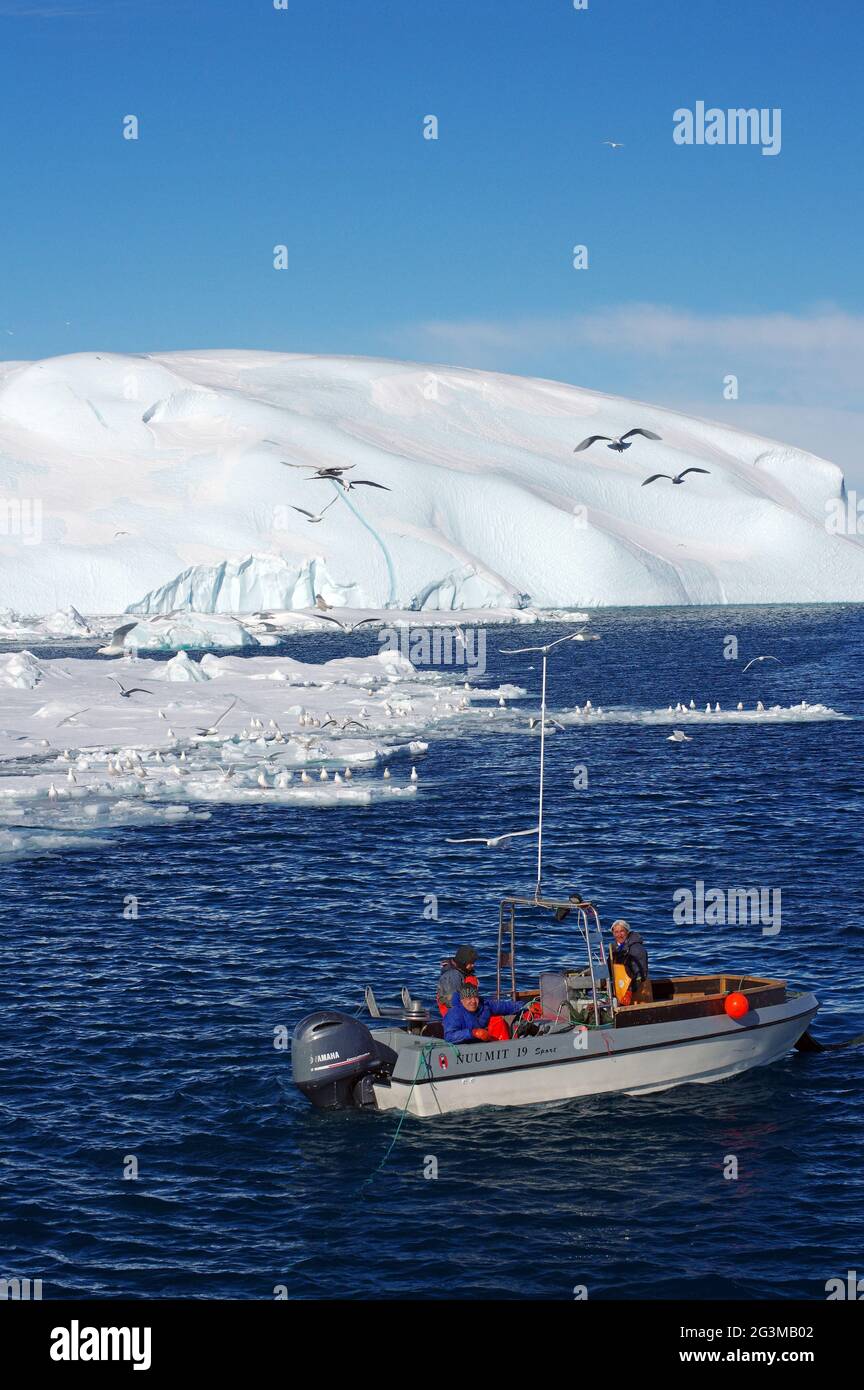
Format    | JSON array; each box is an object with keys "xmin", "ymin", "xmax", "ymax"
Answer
[
  {"xmin": 1, "ymin": 348, "xmax": 863, "ymax": 615},
  {"xmin": 0, "ymin": 650, "xmax": 45, "ymax": 689},
  {"xmin": 120, "ymin": 612, "xmax": 261, "ymax": 651}
]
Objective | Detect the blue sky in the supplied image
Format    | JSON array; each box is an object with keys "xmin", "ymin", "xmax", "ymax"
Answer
[{"xmin": 1, "ymin": 0, "xmax": 862, "ymax": 477}]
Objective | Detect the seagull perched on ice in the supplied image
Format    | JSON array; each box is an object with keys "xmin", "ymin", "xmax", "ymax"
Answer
[
  {"xmin": 575, "ymin": 428, "xmax": 661, "ymax": 453},
  {"xmin": 446, "ymin": 827, "xmax": 540, "ymax": 849},
  {"xmin": 743, "ymin": 655, "xmax": 779, "ymax": 673},
  {"xmin": 667, "ymin": 730, "xmax": 692, "ymax": 743},
  {"xmin": 108, "ymin": 676, "xmax": 152, "ymax": 699},
  {"xmin": 641, "ymin": 468, "xmax": 710, "ymax": 487}
]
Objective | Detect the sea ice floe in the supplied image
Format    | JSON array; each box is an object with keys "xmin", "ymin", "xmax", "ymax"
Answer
[
  {"xmin": 556, "ymin": 701, "xmax": 849, "ymax": 726},
  {"xmin": 0, "ymin": 650, "xmax": 45, "ymax": 689},
  {"xmin": 0, "ymin": 645, "xmax": 482, "ymax": 859}
]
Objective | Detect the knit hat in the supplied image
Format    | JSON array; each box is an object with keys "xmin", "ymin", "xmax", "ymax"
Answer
[
  {"xmin": 459, "ymin": 982, "xmax": 480, "ymax": 1000},
  {"xmin": 454, "ymin": 945, "xmax": 477, "ymax": 968}
]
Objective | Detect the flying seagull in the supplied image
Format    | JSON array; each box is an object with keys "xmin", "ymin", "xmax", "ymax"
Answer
[
  {"xmin": 315, "ymin": 613, "xmax": 382, "ymax": 635},
  {"xmin": 343, "ymin": 478, "xmax": 391, "ymax": 492},
  {"xmin": 292, "ymin": 498, "xmax": 338, "ymax": 524},
  {"xmin": 642, "ymin": 467, "xmax": 710, "ymax": 487},
  {"xmin": 55, "ymin": 708, "xmax": 90, "ymax": 728},
  {"xmin": 108, "ymin": 677, "xmax": 152, "ymax": 699},
  {"xmin": 500, "ymin": 628, "xmax": 596, "ymax": 657},
  {"xmin": 282, "ymin": 462, "xmax": 355, "ymax": 480},
  {"xmin": 97, "ymin": 621, "xmax": 138, "ymax": 657},
  {"xmin": 743, "ymin": 655, "xmax": 779, "ymax": 673},
  {"xmin": 603, "ymin": 140, "xmax": 624, "ymax": 149},
  {"xmin": 196, "ymin": 697, "xmax": 239, "ymax": 737},
  {"xmin": 575, "ymin": 428, "xmax": 661, "ymax": 453},
  {"xmin": 446, "ymin": 827, "xmax": 540, "ymax": 849},
  {"xmin": 667, "ymin": 730, "xmax": 692, "ymax": 743},
  {"xmin": 282, "ymin": 460, "xmax": 390, "ymax": 493}
]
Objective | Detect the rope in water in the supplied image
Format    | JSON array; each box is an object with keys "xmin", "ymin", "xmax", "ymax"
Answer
[
  {"xmin": 358, "ymin": 1039, "xmax": 469, "ymax": 1189},
  {"xmin": 359, "ymin": 1041, "xmax": 436, "ymax": 1190}
]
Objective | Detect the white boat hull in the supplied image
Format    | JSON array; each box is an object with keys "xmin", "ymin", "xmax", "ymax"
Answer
[{"xmin": 372, "ymin": 994, "xmax": 818, "ymax": 1117}]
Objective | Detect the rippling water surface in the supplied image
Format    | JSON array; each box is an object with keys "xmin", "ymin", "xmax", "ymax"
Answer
[{"xmin": 1, "ymin": 605, "xmax": 862, "ymax": 1300}]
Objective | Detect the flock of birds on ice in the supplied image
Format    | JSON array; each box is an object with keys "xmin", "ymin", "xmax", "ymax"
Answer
[{"xmin": 0, "ymin": 597, "xmax": 846, "ymax": 864}]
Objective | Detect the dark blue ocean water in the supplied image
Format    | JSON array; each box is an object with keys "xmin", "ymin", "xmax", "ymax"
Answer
[{"xmin": 1, "ymin": 605, "xmax": 862, "ymax": 1301}]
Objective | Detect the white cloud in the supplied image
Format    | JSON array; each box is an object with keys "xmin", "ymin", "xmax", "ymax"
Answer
[{"xmin": 390, "ymin": 304, "xmax": 864, "ymax": 403}]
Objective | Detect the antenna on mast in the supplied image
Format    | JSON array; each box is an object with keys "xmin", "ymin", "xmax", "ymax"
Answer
[{"xmin": 500, "ymin": 628, "xmax": 591, "ymax": 902}]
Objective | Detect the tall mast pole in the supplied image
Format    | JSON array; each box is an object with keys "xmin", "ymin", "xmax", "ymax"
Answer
[
  {"xmin": 536, "ymin": 648, "xmax": 547, "ymax": 902},
  {"xmin": 499, "ymin": 626, "xmax": 588, "ymax": 902}
]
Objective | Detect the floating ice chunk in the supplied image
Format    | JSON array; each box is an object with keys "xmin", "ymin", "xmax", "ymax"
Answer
[
  {"xmin": 119, "ymin": 613, "xmax": 260, "ymax": 652},
  {"xmin": 0, "ymin": 651, "xmax": 45, "ymax": 689},
  {"xmin": 556, "ymin": 701, "xmax": 848, "ymax": 727},
  {"xmin": 40, "ymin": 606, "xmax": 95, "ymax": 638},
  {"xmin": 163, "ymin": 651, "xmax": 211, "ymax": 682},
  {"xmin": 0, "ymin": 829, "xmax": 111, "ymax": 862}
]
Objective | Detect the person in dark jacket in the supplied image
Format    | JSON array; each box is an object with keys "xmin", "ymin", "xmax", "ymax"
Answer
[
  {"xmin": 436, "ymin": 945, "xmax": 479, "ymax": 1015},
  {"xmin": 443, "ymin": 983, "xmax": 522, "ymax": 1044},
  {"xmin": 611, "ymin": 920, "xmax": 649, "ymax": 1002}
]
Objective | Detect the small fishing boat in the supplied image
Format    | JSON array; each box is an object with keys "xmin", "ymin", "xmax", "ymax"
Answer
[
  {"xmin": 291, "ymin": 630, "xmax": 819, "ymax": 1117},
  {"xmin": 291, "ymin": 891, "xmax": 818, "ymax": 1116}
]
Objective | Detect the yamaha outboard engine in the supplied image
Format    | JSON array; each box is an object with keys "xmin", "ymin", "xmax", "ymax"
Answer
[{"xmin": 292, "ymin": 1011, "xmax": 396, "ymax": 1110}]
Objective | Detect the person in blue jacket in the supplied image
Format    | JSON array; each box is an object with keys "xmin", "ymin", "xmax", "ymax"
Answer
[{"xmin": 443, "ymin": 982, "xmax": 523, "ymax": 1044}]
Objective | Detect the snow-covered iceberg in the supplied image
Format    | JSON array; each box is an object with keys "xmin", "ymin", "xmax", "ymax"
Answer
[
  {"xmin": 1, "ymin": 348, "xmax": 863, "ymax": 615},
  {"xmin": 120, "ymin": 613, "xmax": 262, "ymax": 652}
]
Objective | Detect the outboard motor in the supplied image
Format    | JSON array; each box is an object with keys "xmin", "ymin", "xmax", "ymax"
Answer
[{"xmin": 292, "ymin": 1011, "xmax": 396, "ymax": 1110}]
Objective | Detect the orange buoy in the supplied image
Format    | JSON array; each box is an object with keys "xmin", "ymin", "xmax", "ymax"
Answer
[{"xmin": 725, "ymin": 991, "xmax": 749, "ymax": 1019}]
